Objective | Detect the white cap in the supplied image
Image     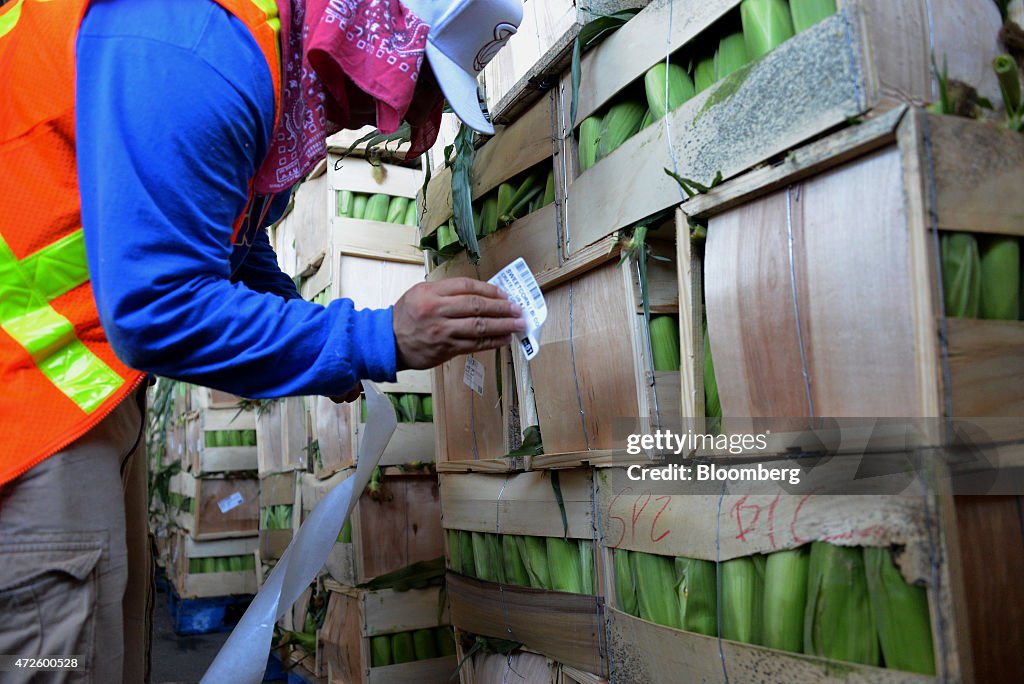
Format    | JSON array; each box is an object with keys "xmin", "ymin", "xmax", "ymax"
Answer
[{"xmin": 404, "ymin": 0, "xmax": 523, "ymax": 134}]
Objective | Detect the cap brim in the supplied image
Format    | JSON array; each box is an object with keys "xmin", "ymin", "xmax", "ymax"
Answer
[{"xmin": 426, "ymin": 42, "xmax": 495, "ymax": 135}]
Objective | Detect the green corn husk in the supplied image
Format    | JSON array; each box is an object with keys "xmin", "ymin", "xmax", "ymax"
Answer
[
  {"xmin": 578, "ymin": 116, "xmax": 603, "ymax": 172},
  {"xmin": 447, "ymin": 529, "xmax": 462, "ymax": 571},
  {"xmin": 596, "ymin": 100, "xmax": 646, "ymax": 162},
  {"xmin": 420, "ymin": 395, "xmax": 433, "ymax": 422},
  {"xmin": 675, "ymin": 557, "xmax": 718, "ymax": 636},
  {"xmin": 941, "ymin": 232, "xmax": 982, "ymax": 318},
  {"xmin": 649, "ymin": 316, "xmax": 681, "ymax": 371},
  {"xmin": 365, "ymin": 193, "xmax": 391, "ymax": 222},
  {"xmin": 631, "ymin": 552, "xmax": 681, "ymax": 628},
  {"xmin": 614, "ymin": 549, "xmax": 639, "ymax": 616},
  {"xmin": 214, "ymin": 557, "xmax": 231, "ymax": 573},
  {"xmin": 762, "ymin": 548, "xmax": 810, "ymax": 652},
  {"xmin": 644, "ymin": 62, "xmax": 695, "ymax": 119},
  {"xmin": 412, "ymin": 628, "xmax": 439, "ymax": 661},
  {"xmin": 189, "ymin": 558, "xmax": 203, "ymax": 574},
  {"xmin": 505, "ymin": 170, "xmax": 545, "ymax": 221},
  {"xmin": 741, "ymin": 0, "xmax": 795, "ymax": 60},
  {"xmin": 993, "ymin": 54, "xmax": 1022, "ymax": 116},
  {"xmin": 473, "ymin": 205, "xmax": 483, "ymax": 238},
  {"xmin": 370, "ymin": 635, "xmax": 393, "ymax": 667},
  {"xmin": 243, "ymin": 429, "xmax": 258, "ymax": 446},
  {"xmin": 459, "ymin": 530, "xmax": 476, "ymax": 577},
  {"xmin": 546, "ymin": 537, "xmax": 584, "ymax": 594},
  {"xmin": 489, "ymin": 533, "xmax": 507, "ymax": 584},
  {"xmin": 694, "ymin": 56, "xmax": 717, "ymax": 94},
  {"xmin": 392, "ymin": 631, "xmax": 416, "ymax": 664},
  {"xmin": 337, "ymin": 190, "xmax": 354, "ymax": 217},
  {"xmin": 578, "ymin": 540, "xmax": 595, "ymax": 595},
  {"xmin": 639, "ymin": 109, "xmax": 654, "ymax": 129},
  {"xmin": 704, "ymin": 324, "xmax": 722, "ymax": 433},
  {"xmin": 721, "ymin": 555, "xmax": 765, "ymax": 645},
  {"xmin": 479, "ymin": 196, "xmax": 499, "ymax": 236},
  {"xmin": 516, "ymin": 535, "xmax": 551, "ymax": 589},
  {"xmin": 228, "ymin": 555, "xmax": 243, "ymax": 572},
  {"xmin": 436, "ymin": 221, "xmax": 461, "ymax": 257},
  {"xmin": 435, "ymin": 627, "xmax": 457, "ymax": 657},
  {"xmin": 471, "ymin": 532, "xmax": 496, "ymax": 582},
  {"xmin": 495, "ymin": 183, "xmax": 515, "ymax": 223},
  {"xmin": 398, "ymin": 394, "xmax": 421, "ymax": 423},
  {"xmin": 716, "ymin": 33, "xmax": 749, "ymax": 79},
  {"xmin": 338, "ymin": 518, "xmax": 352, "ymax": 543},
  {"xmin": 241, "ymin": 554, "xmax": 256, "ymax": 571},
  {"xmin": 388, "ymin": 393, "xmax": 402, "ymax": 420},
  {"xmin": 386, "ymin": 196, "xmax": 410, "ymax": 224},
  {"xmin": 542, "ymin": 169, "xmax": 556, "ymax": 207},
  {"xmin": 804, "ymin": 542, "xmax": 879, "ymax": 666},
  {"xmin": 789, "ymin": 0, "xmax": 837, "ymax": 32},
  {"xmin": 502, "ymin": 535, "xmax": 530, "ymax": 587},
  {"xmin": 403, "ymin": 200, "xmax": 418, "ymax": 226},
  {"xmin": 979, "ymin": 236, "xmax": 1021, "ymax": 320},
  {"xmin": 864, "ymin": 548, "xmax": 935, "ymax": 675},
  {"xmin": 351, "ymin": 194, "xmax": 368, "ymax": 220}
]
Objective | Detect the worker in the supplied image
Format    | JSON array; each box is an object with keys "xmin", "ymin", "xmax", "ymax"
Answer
[{"xmin": 0, "ymin": 0, "xmax": 523, "ymax": 681}]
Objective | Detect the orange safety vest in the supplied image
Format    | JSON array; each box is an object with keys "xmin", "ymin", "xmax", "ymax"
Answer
[{"xmin": 0, "ymin": 0, "xmax": 282, "ymax": 486}]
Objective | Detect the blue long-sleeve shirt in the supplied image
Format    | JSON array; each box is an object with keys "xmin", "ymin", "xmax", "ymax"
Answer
[{"xmin": 75, "ymin": 0, "xmax": 397, "ymax": 398}]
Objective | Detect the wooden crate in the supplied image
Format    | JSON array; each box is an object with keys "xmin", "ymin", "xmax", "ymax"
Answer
[
  {"xmin": 302, "ymin": 469, "xmax": 444, "ymax": 585},
  {"xmin": 165, "ymin": 416, "xmax": 185, "ymax": 466},
  {"xmin": 185, "ymin": 405, "xmax": 258, "ymax": 474},
  {"xmin": 684, "ymin": 108, "xmax": 1024, "ymax": 451},
  {"xmin": 260, "ymin": 470, "xmax": 300, "ymax": 561},
  {"xmin": 428, "ymin": 213, "xmax": 688, "ymax": 468},
  {"xmin": 256, "ymin": 397, "xmax": 309, "ymax": 475},
  {"xmin": 318, "ymin": 581, "xmax": 456, "ymax": 684},
  {"xmin": 190, "ymin": 386, "xmax": 247, "ymax": 410},
  {"xmin": 169, "ymin": 472, "xmax": 260, "ymax": 540},
  {"xmin": 440, "ymin": 469, "xmax": 607, "ymax": 675},
  {"xmin": 326, "ymin": 126, "xmax": 415, "ymax": 161},
  {"xmin": 168, "ymin": 532, "xmax": 258, "ymax": 599},
  {"xmin": 452, "ymin": 640, "xmax": 556, "ymax": 684},
  {"xmin": 420, "ymin": 92, "xmax": 562, "ymax": 275},
  {"xmin": 480, "ymin": 0, "xmax": 650, "ymax": 125},
  {"xmin": 558, "ymin": 0, "xmax": 1001, "ymax": 258}
]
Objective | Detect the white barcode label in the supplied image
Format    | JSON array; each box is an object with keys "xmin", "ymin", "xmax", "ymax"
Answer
[
  {"xmin": 488, "ymin": 258, "xmax": 547, "ymax": 361},
  {"xmin": 218, "ymin": 491, "xmax": 244, "ymax": 514},
  {"xmin": 463, "ymin": 356, "xmax": 485, "ymax": 396}
]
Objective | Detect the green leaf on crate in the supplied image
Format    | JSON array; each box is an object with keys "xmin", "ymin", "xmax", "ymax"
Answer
[
  {"xmin": 506, "ymin": 425, "xmax": 544, "ymax": 458},
  {"xmin": 357, "ymin": 557, "xmax": 447, "ymax": 592},
  {"xmin": 451, "ymin": 124, "xmax": 480, "ymax": 262},
  {"xmin": 334, "ymin": 122, "xmax": 412, "ymax": 165},
  {"xmin": 569, "ymin": 9, "xmax": 643, "ymax": 128},
  {"xmin": 550, "ymin": 470, "xmax": 569, "ymax": 539},
  {"xmin": 664, "ymin": 168, "xmax": 723, "ymax": 198}
]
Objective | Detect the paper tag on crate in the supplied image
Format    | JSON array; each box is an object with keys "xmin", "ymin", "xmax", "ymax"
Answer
[
  {"xmin": 488, "ymin": 257, "xmax": 546, "ymax": 360},
  {"xmin": 217, "ymin": 491, "xmax": 244, "ymax": 514},
  {"xmin": 463, "ymin": 356, "xmax": 485, "ymax": 396}
]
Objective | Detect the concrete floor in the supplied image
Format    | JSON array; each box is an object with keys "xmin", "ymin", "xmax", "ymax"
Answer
[{"xmin": 150, "ymin": 584, "xmax": 232, "ymax": 684}]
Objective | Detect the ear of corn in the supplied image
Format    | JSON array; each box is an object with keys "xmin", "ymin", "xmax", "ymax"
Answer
[
  {"xmin": 365, "ymin": 193, "xmax": 391, "ymax": 222},
  {"xmin": 504, "ymin": 171, "xmax": 545, "ymax": 221},
  {"xmin": 398, "ymin": 394, "xmax": 422, "ymax": 423},
  {"xmin": 459, "ymin": 530, "xmax": 476, "ymax": 577},
  {"xmin": 471, "ymin": 532, "xmax": 496, "ymax": 582},
  {"xmin": 386, "ymin": 196, "xmax": 410, "ymax": 224},
  {"xmin": 762, "ymin": 547, "xmax": 810, "ymax": 652},
  {"xmin": 403, "ymin": 200, "xmax": 418, "ymax": 226},
  {"xmin": 578, "ymin": 116, "xmax": 603, "ymax": 172},
  {"xmin": 436, "ymin": 220, "xmax": 462, "ymax": 257},
  {"xmin": 412, "ymin": 629, "xmax": 439, "ymax": 660},
  {"xmin": 391, "ymin": 631, "xmax": 416, "ymax": 664},
  {"xmin": 371, "ymin": 635, "xmax": 393, "ymax": 666},
  {"xmin": 479, "ymin": 196, "xmax": 499, "ymax": 235},
  {"xmin": 979, "ymin": 236, "xmax": 1021, "ymax": 320},
  {"xmin": 546, "ymin": 537, "xmax": 584, "ymax": 594},
  {"xmin": 542, "ymin": 169, "xmax": 556, "ymax": 207},
  {"xmin": 517, "ymin": 535, "xmax": 551, "ymax": 589},
  {"xmin": 596, "ymin": 100, "xmax": 646, "ymax": 162},
  {"xmin": 704, "ymin": 324, "xmax": 722, "ymax": 434},
  {"xmin": 941, "ymin": 233, "xmax": 982, "ymax": 318},
  {"xmin": 447, "ymin": 529, "xmax": 461, "ymax": 571},
  {"xmin": 644, "ymin": 63, "xmax": 696, "ymax": 119},
  {"xmin": 721, "ymin": 555, "xmax": 765, "ymax": 644},
  {"xmin": 863, "ymin": 547, "xmax": 935, "ymax": 675},
  {"xmin": 675, "ymin": 557, "xmax": 718, "ymax": 636},
  {"xmin": 578, "ymin": 540, "xmax": 595, "ymax": 595},
  {"xmin": 614, "ymin": 549, "xmax": 640, "ymax": 616},
  {"xmin": 631, "ymin": 551, "xmax": 681, "ymax": 628},
  {"xmin": 804, "ymin": 542, "xmax": 879, "ymax": 666},
  {"xmin": 789, "ymin": 0, "xmax": 837, "ymax": 32},
  {"xmin": 435, "ymin": 627, "xmax": 457, "ymax": 657},
  {"xmin": 650, "ymin": 316, "xmax": 681, "ymax": 371},
  {"xmin": 351, "ymin": 194, "xmax": 368, "ymax": 220},
  {"xmin": 695, "ymin": 56, "xmax": 717, "ymax": 94},
  {"xmin": 420, "ymin": 396, "xmax": 433, "ymax": 422},
  {"xmin": 338, "ymin": 518, "xmax": 352, "ymax": 543},
  {"xmin": 993, "ymin": 54, "xmax": 1022, "ymax": 116},
  {"xmin": 741, "ymin": 0, "xmax": 795, "ymax": 60},
  {"xmin": 502, "ymin": 535, "xmax": 530, "ymax": 586},
  {"xmin": 716, "ymin": 33, "xmax": 749, "ymax": 79},
  {"xmin": 496, "ymin": 183, "xmax": 515, "ymax": 224},
  {"xmin": 337, "ymin": 190, "xmax": 354, "ymax": 217}
]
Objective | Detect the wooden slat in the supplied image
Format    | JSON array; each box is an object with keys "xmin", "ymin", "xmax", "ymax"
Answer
[
  {"xmin": 447, "ymin": 573, "xmax": 606, "ymax": 676},
  {"xmin": 202, "ymin": 406, "xmax": 257, "ymax": 431},
  {"xmin": 192, "ymin": 477, "xmax": 260, "ymax": 540},
  {"xmin": 457, "ymin": 650, "xmax": 553, "ymax": 684},
  {"xmin": 331, "ymin": 218, "xmax": 423, "ymax": 264},
  {"xmin": 320, "ymin": 591, "xmax": 363, "ymax": 684},
  {"xmin": 329, "ymin": 157, "xmax": 422, "ymax": 199},
  {"xmin": 439, "ymin": 470, "xmax": 593, "ymax": 539},
  {"xmin": 947, "ymin": 319, "xmax": 1024, "ymax": 434},
  {"xmin": 365, "ymin": 657, "xmax": 458, "ymax": 684},
  {"xmin": 333, "ymin": 255, "xmax": 424, "ymax": 310},
  {"xmin": 192, "ymin": 446, "xmax": 258, "ymax": 474},
  {"xmin": 326, "ymin": 126, "xmax": 413, "ymax": 159},
  {"xmin": 357, "ymin": 587, "xmax": 443, "ymax": 636},
  {"xmin": 437, "ymin": 353, "xmax": 507, "ymax": 462}
]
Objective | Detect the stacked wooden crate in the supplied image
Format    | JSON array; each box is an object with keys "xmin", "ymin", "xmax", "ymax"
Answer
[
  {"xmin": 262, "ymin": 132, "xmax": 457, "ymax": 683},
  {"xmin": 422, "ymin": 0, "xmax": 1022, "ymax": 681}
]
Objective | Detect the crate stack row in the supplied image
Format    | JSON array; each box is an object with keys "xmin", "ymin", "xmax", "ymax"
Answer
[
  {"xmin": 260, "ymin": 128, "xmax": 457, "ymax": 683},
  {"xmin": 420, "ymin": 1, "xmax": 1023, "ymax": 682}
]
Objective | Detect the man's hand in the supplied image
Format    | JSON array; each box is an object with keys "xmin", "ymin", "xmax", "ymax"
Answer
[{"xmin": 393, "ymin": 278, "xmax": 525, "ymax": 370}]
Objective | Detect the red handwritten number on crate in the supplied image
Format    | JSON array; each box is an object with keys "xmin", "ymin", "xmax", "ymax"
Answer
[
  {"xmin": 606, "ymin": 489, "xmax": 673, "ymax": 548},
  {"xmin": 729, "ymin": 493, "xmax": 817, "ymax": 547}
]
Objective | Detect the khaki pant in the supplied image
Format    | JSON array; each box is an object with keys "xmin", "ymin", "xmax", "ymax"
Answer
[{"xmin": 0, "ymin": 389, "xmax": 152, "ymax": 683}]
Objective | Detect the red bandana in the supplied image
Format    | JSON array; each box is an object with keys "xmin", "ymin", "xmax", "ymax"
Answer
[{"xmin": 255, "ymin": 0, "xmax": 444, "ymax": 194}]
